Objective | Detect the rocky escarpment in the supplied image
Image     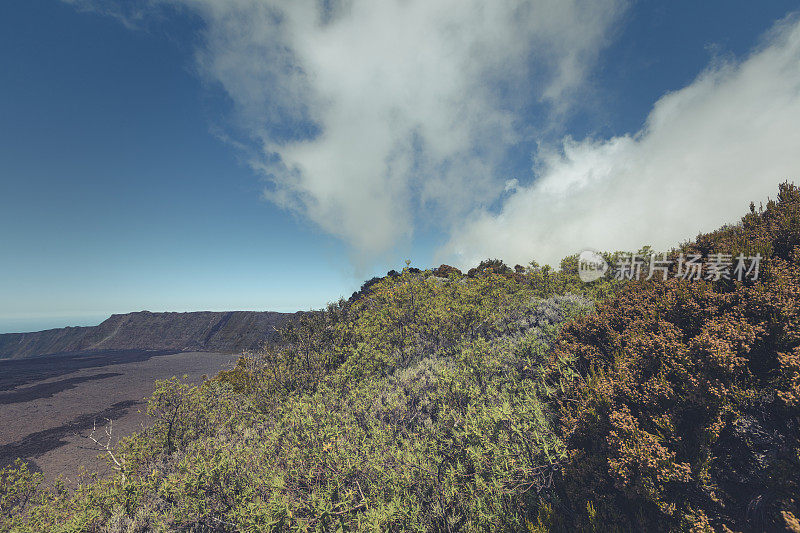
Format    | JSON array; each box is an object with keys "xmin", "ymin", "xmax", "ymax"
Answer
[{"xmin": 0, "ymin": 311, "xmax": 297, "ymax": 359}]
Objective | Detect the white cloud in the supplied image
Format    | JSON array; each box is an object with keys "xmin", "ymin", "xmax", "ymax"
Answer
[
  {"xmin": 60, "ymin": 0, "xmax": 152, "ymax": 30},
  {"xmin": 439, "ymin": 14, "xmax": 800, "ymax": 268},
  {"xmin": 159, "ymin": 0, "xmax": 626, "ymax": 260}
]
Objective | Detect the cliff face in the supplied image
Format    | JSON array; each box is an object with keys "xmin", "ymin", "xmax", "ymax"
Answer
[{"xmin": 0, "ymin": 311, "xmax": 295, "ymax": 359}]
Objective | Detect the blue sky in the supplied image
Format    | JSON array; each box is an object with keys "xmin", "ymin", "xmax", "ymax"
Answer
[{"xmin": 1, "ymin": 0, "xmax": 799, "ymax": 333}]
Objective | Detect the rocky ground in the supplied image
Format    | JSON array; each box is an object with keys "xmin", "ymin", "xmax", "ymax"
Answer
[{"xmin": 0, "ymin": 350, "xmax": 239, "ymax": 484}]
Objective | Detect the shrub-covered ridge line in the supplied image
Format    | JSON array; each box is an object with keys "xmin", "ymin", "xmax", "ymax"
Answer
[{"xmin": 2, "ymin": 182, "xmax": 798, "ymax": 532}]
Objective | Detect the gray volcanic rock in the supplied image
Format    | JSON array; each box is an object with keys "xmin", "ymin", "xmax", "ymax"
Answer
[{"xmin": 0, "ymin": 311, "xmax": 296, "ymax": 359}]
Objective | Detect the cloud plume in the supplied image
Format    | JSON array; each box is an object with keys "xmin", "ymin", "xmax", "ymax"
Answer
[
  {"xmin": 167, "ymin": 0, "xmax": 627, "ymax": 258},
  {"xmin": 441, "ymin": 14, "xmax": 800, "ymax": 267},
  {"xmin": 62, "ymin": 1, "xmax": 800, "ymax": 270}
]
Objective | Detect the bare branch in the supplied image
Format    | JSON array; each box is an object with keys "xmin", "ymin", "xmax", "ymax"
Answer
[{"xmin": 84, "ymin": 418, "xmax": 126, "ymax": 482}]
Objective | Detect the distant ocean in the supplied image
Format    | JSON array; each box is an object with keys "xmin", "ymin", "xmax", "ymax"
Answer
[{"xmin": 0, "ymin": 315, "xmax": 107, "ymax": 335}]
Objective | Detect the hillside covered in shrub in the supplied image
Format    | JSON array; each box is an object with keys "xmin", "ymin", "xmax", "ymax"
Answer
[{"xmin": 1, "ymin": 183, "xmax": 798, "ymax": 532}]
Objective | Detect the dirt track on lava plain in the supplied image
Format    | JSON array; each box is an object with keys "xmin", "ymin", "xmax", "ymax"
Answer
[{"xmin": 0, "ymin": 350, "xmax": 239, "ymax": 484}]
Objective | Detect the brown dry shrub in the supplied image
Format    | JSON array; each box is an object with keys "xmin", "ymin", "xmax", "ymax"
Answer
[{"xmin": 548, "ymin": 182, "xmax": 800, "ymax": 532}]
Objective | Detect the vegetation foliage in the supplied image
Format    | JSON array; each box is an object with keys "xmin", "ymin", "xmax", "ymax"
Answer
[
  {"xmin": 547, "ymin": 182, "xmax": 800, "ymax": 532},
  {"xmin": 1, "ymin": 183, "xmax": 798, "ymax": 532}
]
